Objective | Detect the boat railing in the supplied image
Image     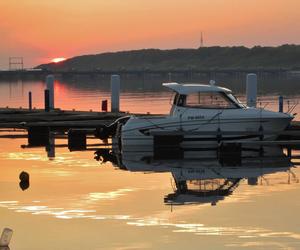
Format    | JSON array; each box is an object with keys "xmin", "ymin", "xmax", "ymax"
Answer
[{"xmin": 235, "ymin": 95, "xmax": 299, "ymax": 114}]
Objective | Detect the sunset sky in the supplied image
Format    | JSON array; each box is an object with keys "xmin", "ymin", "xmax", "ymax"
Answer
[{"xmin": 0, "ymin": 0, "xmax": 299, "ymax": 68}]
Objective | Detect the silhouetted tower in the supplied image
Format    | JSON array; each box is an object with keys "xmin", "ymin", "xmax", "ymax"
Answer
[
  {"xmin": 9, "ymin": 57, "xmax": 24, "ymax": 70},
  {"xmin": 200, "ymin": 32, "xmax": 204, "ymax": 48}
]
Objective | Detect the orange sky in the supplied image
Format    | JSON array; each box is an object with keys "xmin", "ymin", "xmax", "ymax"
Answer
[{"xmin": 0, "ymin": 0, "xmax": 299, "ymax": 68}]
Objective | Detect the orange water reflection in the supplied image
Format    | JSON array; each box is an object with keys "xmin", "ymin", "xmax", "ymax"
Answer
[{"xmin": 1, "ymin": 135, "xmax": 300, "ymax": 249}]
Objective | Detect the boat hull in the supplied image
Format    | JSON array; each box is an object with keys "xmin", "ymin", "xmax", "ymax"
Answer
[{"xmin": 120, "ymin": 114, "xmax": 292, "ymax": 150}]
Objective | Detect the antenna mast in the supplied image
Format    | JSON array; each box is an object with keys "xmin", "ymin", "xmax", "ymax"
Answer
[{"xmin": 200, "ymin": 32, "xmax": 204, "ymax": 48}]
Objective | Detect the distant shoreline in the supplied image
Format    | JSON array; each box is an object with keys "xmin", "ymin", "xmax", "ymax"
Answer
[{"xmin": 37, "ymin": 45, "xmax": 300, "ymax": 71}]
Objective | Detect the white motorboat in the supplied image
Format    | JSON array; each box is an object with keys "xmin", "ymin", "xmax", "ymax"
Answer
[{"xmin": 120, "ymin": 82, "xmax": 293, "ymax": 149}]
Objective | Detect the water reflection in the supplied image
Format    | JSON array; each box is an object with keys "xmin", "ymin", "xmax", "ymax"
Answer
[
  {"xmin": 1, "ymin": 131, "xmax": 300, "ymax": 249},
  {"xmin": 1, "ymin": 76, "xmax": 300, "ymax": 116},
  {"xmin": 2, "ymin": 129, "xmax": 299, "ymax": 207},
  {"xmin": 95, "ymin": 145, "xmax": 296, "ymax": 206}
]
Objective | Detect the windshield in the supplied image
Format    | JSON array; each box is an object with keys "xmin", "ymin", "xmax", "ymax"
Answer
[
  {"xmin": 227, "ymin": 93, "xmax": 246, "ymax": 108},
  {"xmin": 174, "ymin": 92, "xmax": 241, "ymax": 109}
]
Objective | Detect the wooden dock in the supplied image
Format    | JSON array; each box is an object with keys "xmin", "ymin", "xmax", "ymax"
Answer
[
  {"xmin": 0, "ymin": 107, "xmax": 126, "ymax": 129},
  {"xmin": 1, "ymin": 107, "xmax": 300, "ymax": 160},
  {"xmin": 0, "ymin": 107, "xmax": 299, "ymax": 130},
  {"xmin": 1, "ymin": 107, "xmax": 300, "ymax": 146}
]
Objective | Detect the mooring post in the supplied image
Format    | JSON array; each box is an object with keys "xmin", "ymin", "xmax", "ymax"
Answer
[
  {"xmin": 246, "ymin": 73, "xmax": 257, "ymax": 107},
  {"xmin": 46, "ymin": 74, "xmax": 55, "ymax": 110},
  {"xmin": 44, "ymin": 89, "xmax": 50, "ymax": 112},
  {"xmin": 259, "ymin": 125, "xmax": 264, "ymax": 141},
  {"xmin": 168, "ymin": 72, "xmax": 172, "ymax": 82},
  {"xmin": 279, "ymin": 95, "xmax": 283, "ymax": 112},
  {"xmin": 47, "ymin": 132, "xmax": 55, "ymax": 159},
  {"xmin": 68, "ymin": 129, "xmax": 87, "ymax": 151},
  {"xmin": 0, "ymin": 228, "xmax": 13, "ymax": 247},
  {"xmin": 102, "ymin": 99, "xmax": 108, "ymax": 112},
  {"xmin": 111, "ymin": 75, "xmax": 120, "ymax": 112},
  {"xmin": 28, "ymin": 126, "xmax": 50, "ymax": 146},
  {"xmin": 28, "ymin": 91, "xmax": 32, "ymax": 110},
  {"xmin": 287, "ymin": 147, "xmax": 292, "ymax": 158}
]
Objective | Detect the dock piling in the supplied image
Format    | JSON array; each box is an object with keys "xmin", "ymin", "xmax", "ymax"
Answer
[
  {"xmin": 111, "ymin": 75, "xmax": 120, "ymax": 112},
  {"xmin": 68, "ymin": 129, "xmax": 87, "ymax": 151},
  {"xmin": 279, "ymin": 95, "xmax": 283, "ymax": 112},
  {"xmin": 46, "ymin": 74, "xmax": 55, "ymax": 110},
  {"xmin": 28, "ymin": 127, "xmax": 50, "ymax": 146},
  {"xmin": 246, "ymin": 73, "xmax": 257, "ymax": 107},
  {"xmin": 102, "ymin": 100, "xmax": 108, "ymax": 112},
  {"xmin": 28, "ymin": 91, "xmax": 32, "ymax": 110},
  {"xmin": 44, "ymin": 89, "xmax": 50, "ymax": 112}
]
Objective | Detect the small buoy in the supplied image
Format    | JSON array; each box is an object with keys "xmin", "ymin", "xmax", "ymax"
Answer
[
  {"xmin": 19, "ymin": 171, "xmax": 29, "ymax": 182},
  {"xmin": 19, "ymin": 172, "xmax": 30, "ymax": 191},
  {"xmin": 19, "ymin": 180, "xmax": 30, "ymax": 191}
]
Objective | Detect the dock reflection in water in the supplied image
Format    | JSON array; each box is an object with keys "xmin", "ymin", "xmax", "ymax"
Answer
[{"xmin": 1, "ymin": 130, "xmax": 300, "ymax": 249}]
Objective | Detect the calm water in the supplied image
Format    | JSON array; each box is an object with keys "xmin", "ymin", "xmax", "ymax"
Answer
[
  {"xmin": 1, "ymin": 76, "xmax": 300, "ymax": 250},
  {"xmin": 0, "ymin": 75, "xmax": 300, "ymax": 115}
]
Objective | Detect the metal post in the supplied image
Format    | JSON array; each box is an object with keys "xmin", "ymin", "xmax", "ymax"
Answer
[
  {"xmin": 47, "ymin": 132, "xmax": 55, "ymax": 159},
  {"xmin": 102, "ymin": 100, "xmax": 108, "ymax": 112},
  {"xmin": 46, "ymin": 75, "xmax": 55, "ymax": 110},
  {"xmin": 28, "ymin": 91, "xmax": 32, "ymax": 110},
  {"xmin": 68, "ymin": 129, "xmax": 87, "ymax": 151},
  {"xmin": 246, "ymin": 73, "xmax": 257, "ymax": 107},
  {"xmin": 111, "ymin": 75, "xmax": 120, "ymax": 112},
  {"xmin": 44, "ymin": 89, "xmax": 50, "ymax": 112},
  {"xmin": 279, "ymin": 95, "xmax": 283, "ymax": 112},
  {"xmin": 287, "ymin": 147, "xmax": 292, "ymax": 158},
  {"xmin": 168, "ymin": 72, "xmax": 172, "ymax": 82}
]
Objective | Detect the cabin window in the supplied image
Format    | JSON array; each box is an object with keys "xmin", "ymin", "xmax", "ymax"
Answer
[
  {"xmin": 184, "ymin": 92, "xmax": 239, "ymax": 109},
  {"xmin": 173, "ymin": 94, "xmax": 185, "ymax": 106}
]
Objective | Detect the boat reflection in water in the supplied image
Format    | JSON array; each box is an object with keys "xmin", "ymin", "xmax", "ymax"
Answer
[{"xmin": 95, "ymin": 145, "xmax": 296, "ymax": 206}]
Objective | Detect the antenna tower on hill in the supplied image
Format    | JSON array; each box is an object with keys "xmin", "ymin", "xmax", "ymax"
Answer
[{"xmin": 200, "ymin": 32, "xmax": 204, "ymax": 48}]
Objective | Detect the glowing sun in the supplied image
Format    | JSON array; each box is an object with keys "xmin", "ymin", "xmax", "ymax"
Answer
[{"xmin": 51, "ymin": 57, "xmax": 66, "ymax": 63}]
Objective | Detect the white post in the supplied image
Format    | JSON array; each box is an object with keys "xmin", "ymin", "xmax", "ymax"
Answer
[
  {"xmin": 246, "ymin": 73, "xmax": 257, "ymax": 107},
  {"xmin": 111, "ymin": 75, "xmax": 120, "ymax": 112},
  {"xmin": 0, "ymin": 228, "xmax": 13, "ymax": 247},
  {"xmin": 46, "ymin": 75, "xmax": 55, "ymax": 110}
]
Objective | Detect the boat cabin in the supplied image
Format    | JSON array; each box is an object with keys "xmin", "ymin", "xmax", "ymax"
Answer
[{"xmin": 163, "ymin": 82, "xmax": 244, "ymax": 110}]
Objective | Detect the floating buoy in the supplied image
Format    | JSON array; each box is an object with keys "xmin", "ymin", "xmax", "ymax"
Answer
[
  {"xmin": 19, "ymin": 171, "xmax": 30, "ymax": 191},
  {"xmin": 19, "ymin": 171, "xmax": 29, "ymax": 182}
]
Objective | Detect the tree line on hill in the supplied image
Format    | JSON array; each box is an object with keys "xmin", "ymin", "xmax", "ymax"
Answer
[{"xmin": 37, "ymin": 45, "xmax": 300, "ymax": 71}]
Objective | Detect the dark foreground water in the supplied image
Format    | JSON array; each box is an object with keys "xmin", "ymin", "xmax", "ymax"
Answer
[{"xmin": 1, "ymin": 76, "xmax": 300, "ymax": 249}]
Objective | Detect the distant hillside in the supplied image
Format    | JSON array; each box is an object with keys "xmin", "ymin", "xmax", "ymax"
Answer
[{"xmin": 37, "ymin": 45, "xmax": 300, "ymax": 71}]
